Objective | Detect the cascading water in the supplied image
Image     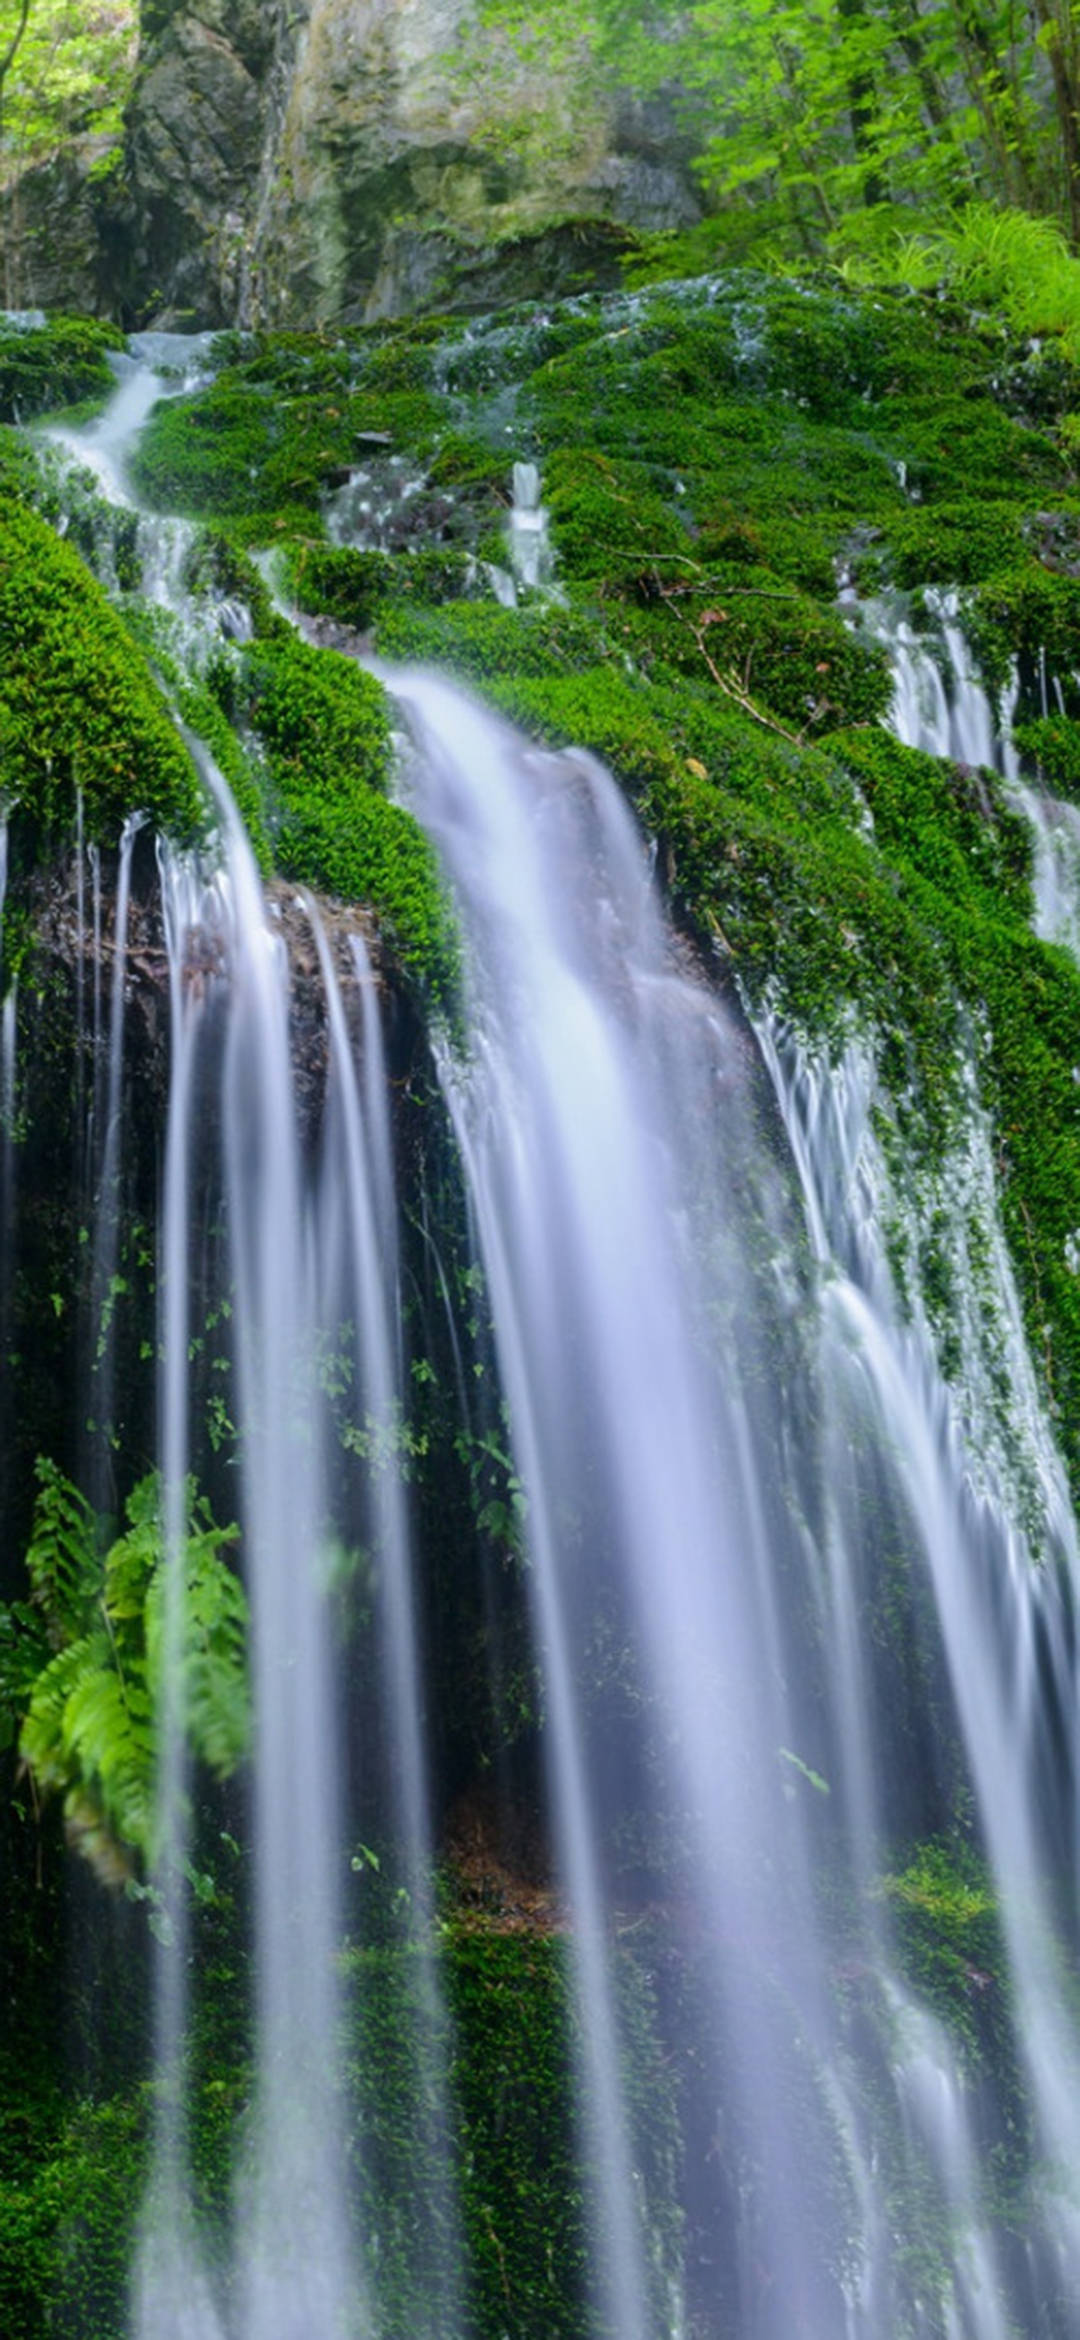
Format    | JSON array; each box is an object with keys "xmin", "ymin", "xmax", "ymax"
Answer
[
  {"xmin": 135, "ymin": 841, "xmax": 233, "ymax": 2340},
  {"xmin": 507, "ymin": 463, "xmax": 552, "ymax": 594},
  {"xmin": 33, "ymin": 343, "xmax": 462, "ymax": 2338},
  {"xmin": 865, "ymin": 576, "xmax": 1080, "ymax": 957},
  {"xmin": 390, "ymin": 668, "xmax": 921, "ymax": 2340},
  {"xmin": 138, "ymin": 751, "xmax": 425, "ymax": 2340},
  {"xmin": 389, "ymin": 647, "xmax": 1080, "ymax": 2339},
  {"xmin": 87, "ymin": 810, "xmax": 144, "ymax": 1505},
  {"xmin": 18, "ymin": 316, "xmax": 1080, "ymax": 2340},
  {"xmin": 759, "ymin": 1016, "xmax": 1080, "ymax": 2333}
]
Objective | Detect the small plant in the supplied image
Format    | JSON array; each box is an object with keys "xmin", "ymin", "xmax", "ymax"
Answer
[{"xmin": 0, "ymin": 1459, "xmax": 248, "ymax": 1883}]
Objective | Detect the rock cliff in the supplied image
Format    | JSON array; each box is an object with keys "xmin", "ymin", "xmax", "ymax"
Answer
[{"xmin": 122, "ymin": 0, "xmax": 701, "ymax": 327}]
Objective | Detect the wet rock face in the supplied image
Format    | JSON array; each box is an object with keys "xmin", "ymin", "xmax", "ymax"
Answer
[
  {"xmin": 124, "ymin": 0, "xmax": 700, "ymax": 328},
  {"xmin": 125, "ymin": 0, "xmax": 299, "ymax": 328},
  {"xmin": 1, "ymin": 137, "xmax": 128, "ymax": 318}
]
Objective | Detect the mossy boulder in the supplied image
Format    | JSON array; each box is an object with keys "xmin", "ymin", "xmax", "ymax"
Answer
[
  {"xmin": 228, "ymin": 633, "xmax": 458, "ymax": 997},
  {"xmin": 0, "ymin": 503, "xmax": 204, "ymax": 844},
  {"xmin": 0, "ymin": 317, "xmax": 124, "ymax": 426}
]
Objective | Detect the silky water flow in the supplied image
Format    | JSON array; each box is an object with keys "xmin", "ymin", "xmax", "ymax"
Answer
[{"xmin": 17, "ymin": 335, "xmax": 1080, "ymax": 2337}]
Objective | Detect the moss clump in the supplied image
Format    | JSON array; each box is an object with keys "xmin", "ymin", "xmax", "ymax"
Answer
[
  {"xmin": 373, "ymin": 599, "xmax": 614, "ymax": 680},
  {"xmin": 964, "ymin": 564, "xmax": 1080, "ymax": 709},
  {"xmin": 0, "ymin": 1925, "xmax": 679, "ymax": 2340},
  {"xmin": 0, "ymin": 504, "xmax": 204, "ymax": 843},
  {"xmin": 0, "ymin": 318, "xmax": 124, "ymax": 425},
  {"xmin": 284, "ymin": 543, "xmax": 479, "ymax": 630},
  {"xmin": 0, "ymin": 424, "xmax": 44, "ymax": 505},
  {"xmin": 881, "ymin": 1842, "xmax": 1010, "ymax": 2050},
  {"xmin": 343, "ymin": 1933, "xmax": 589, "ymax": 2338},
  {"xmin": 1013, "ymin": 713, "xmax": 1080, "ymax": 798},
  {"xmin": 0, "ymin": 2093, "xmax": 147, "ymax": 2340},
  {"xmin": 129, "ymin": 336, "xmax": 443, "ymax": 527},
  {"xmin": 231, "ymin": 635, "xmax": 457, "ymax": 995},
  {"xmin": 875, "ymin": 500, "xmax": 1027, "ymax": 590}
]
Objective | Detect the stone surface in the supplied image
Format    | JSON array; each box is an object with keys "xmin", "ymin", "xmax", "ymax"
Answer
[
  {"xmin": 118, "ymin": 0, "xmax": 701, "ymax": 327},
  {"xmin": 123, "ymin": 0, "xmax": 296, "ymax": 326},
  {"xmin": 1, "ymin": 138, "xmax": 129, "ymax": 318}
]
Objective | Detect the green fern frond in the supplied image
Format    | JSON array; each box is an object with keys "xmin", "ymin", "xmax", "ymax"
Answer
[
  {"xmin": 25, "ymin": 1457, "xmax": 100, "ymax": 1647},
  {"xmin": 15, "ymin": 1463, "xmax": 250, "ymax": 1883},
  {"xmin": 20, "ymin": 1633, "xmax": 111, "ymax": 1796}
]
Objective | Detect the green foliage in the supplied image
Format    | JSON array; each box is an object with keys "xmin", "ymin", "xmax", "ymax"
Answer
[
  {"xmin": 469, "ymin": 0, "xmax": 1080, "ymax": 258},
  {"xmin": 1013, "ymin": 714, "xmax": 1080, "ymax": 800},
  {"xmin": 832, "ymin": 204, "xmax": 1080, "ymax": 364},
  {"xmin": 374, "ymin": 598, "xmax": 616, "ymax": 680},
  {"xmin": 3, "ymin": 1462, "xmax": 248, "ymax": 1881},
  {"xmin": 964, "ymin": 565, "xmax": 1080, "ymax": 707},
  {"xmin": 880, "ymin": 1841, "xmax": 1010, "ymax": 2053},
  {"xmin": 129, "ymin": 340, "xmax": 443, "ymax": 528},
  {"xmin": 0, "ymin": 2, "xmax": 136, "ymax": 184},
  {"xmin": 0, "ymin": 501, "xmax": 205, "ymax": 842},
  {"xmin": 284, "ymin": 542, "xmax": 481, "ymax": 629},
  {"xmin": 231, "ymin": 633, "xmax": 459, "ymax": 996},
  {"xmin": 0, "ymin": 1924, "xmax": 679, "ymax": 2340},
  {"xmin": 0, "ymin": 316, "xmax": 123, "ymax": 423}
]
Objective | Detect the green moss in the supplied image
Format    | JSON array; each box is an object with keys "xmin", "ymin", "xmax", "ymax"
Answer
[
  {"xmin": 0, "ymin": 423, "xmax": 44, "ymax": 504},
  {"xmin": 0, "ymin": 318, "xmax": 124, "ymax": 426},
  {"xmin": 880, "ymin": 1842, "xmax": 1009, "ymax": 2050},
  {"xmin": 176, "ymin": 678, "xmax": 272, "ymax": 876},
  {"xmin": 232, "ymin": 635, "xmax": 457, "ymax": 996},
  {"xmin": 877, "ymin": 500, "xmax": 1027, "ymax": 589},
  {"xmin": 285, "ymin": 543, "xmax": 479, "ymax": 630},
  {"xmin": 373, "ymin": 598, "xmax": 614, "ymax": 679},
  {"xmin": 182, "ymin": 530, "xmax": 285, "ymax": 644},
  {"xmin": 1013, "ymin": 713, "xmax": 1080, "ymax": 797},
  {"xmin": 130, "ymin": 346, "xmax": 443, "ymax": 525},
  {"xmin": 0, "ymin": 1925, "xmax": 680, "ymax": 2340},
  {"xmin": 424, "ymin": 431, "xmax": 511, "ymax": 493},
  {"xmin": 965, "ymin": 564, "xmax": 1080, "ymax": 707},
  {"xmin": 0, "ymin": 504, "xmax": 204, "ymax": 843}
]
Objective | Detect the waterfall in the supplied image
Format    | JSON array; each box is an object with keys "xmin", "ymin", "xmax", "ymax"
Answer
[
  {"xmin": 388, "ymin": 655, "xmax": 1080, "ymax": 2338},
  {"xmin": 306, "ymin": 901, "xmax": 463, "ymax": 2340},
  {"xmin": 866, "ymin": 579, "xmax": 1080, "ymax": 959},
  {"xmin": 87, "ymin": 810, "xmax": 144, "ymax": 1505},
  {"xmin": 135, "ymin": 844, "xmax": 232, "ymax": 2340},
  {"xmin": 41, "ymin": 333, "xmax": 217, "ymax": 509},
  {"xmin": 132, "ymin": 741, "xmax": 465, "ymax": 2340},
  {"xmin": 391, "ymin": 667, "xmax": 886, "ymax": 2338},
  {"xmin": 21, "ymin": 322, "xmax": 1080, "ymax": 2340},
  {"xmin": 759, "ymin": 1018, "xmax": 1080, "ymax": 2322},
  {"xmin": 508, "ymin": 463, "xmax": 552, "ymax": 594}
]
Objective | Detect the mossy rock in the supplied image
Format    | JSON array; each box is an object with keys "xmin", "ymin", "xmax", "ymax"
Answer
[
  {"xmin": 229, "ymin": 634, "xmax": 458, "ymax": 997},
  {"xmin": 0, "ymin": 1927, "xmax": 679, "ymax": 2340},
  {"xmin": 284, "ymin": 543, "xmax": 480, "ymax": 630},
  {"xmin": 0, "ymin": 503, "xmax": 204, "ymax": 844},
  {"xmin": 129, "ymin": 335, "xmax": 444, "ymax": 527},
  {"xmin": 0, "ymin": 317, "xmax": 124, "ymax": 426},
  {"xmin": 1013, "ymin": 713, "xmax": 1080, "ymax": 799}
]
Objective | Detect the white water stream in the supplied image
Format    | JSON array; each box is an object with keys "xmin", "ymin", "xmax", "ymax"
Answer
[{"xmin": 17, "ymin": 331, "xmax": 1080, "ymax": 2340}]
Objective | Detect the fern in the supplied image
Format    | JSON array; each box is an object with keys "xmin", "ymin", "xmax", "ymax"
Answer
[
  {"xmin": 11, "ymin": 1460, "xmax": 249, "ymax": 1882},
  {"xmin": 24, "ymin": 1455, "xmax": 99, "ymax": 1647}
]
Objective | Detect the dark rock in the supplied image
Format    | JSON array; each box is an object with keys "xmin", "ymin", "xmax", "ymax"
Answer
[{"xmin": 0, "ymin": 137, "xmax": 130, "ymax": 318}]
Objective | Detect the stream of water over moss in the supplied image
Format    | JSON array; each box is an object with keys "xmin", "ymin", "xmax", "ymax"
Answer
[{"xmin": 5, "ymin": 285, "xmax": 1080, "ymax": 2338}]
